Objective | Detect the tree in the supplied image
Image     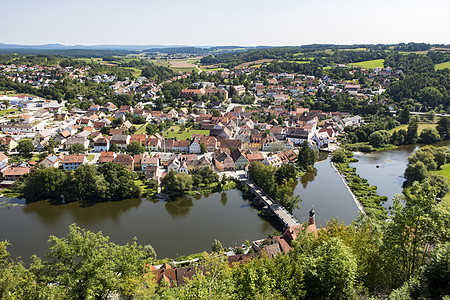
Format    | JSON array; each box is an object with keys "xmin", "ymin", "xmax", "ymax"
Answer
[
  {"xmin": 398, "ymin": 106, "xmax": 410, "ymax": 124},
  {"xmin": 303, "ymin": 237, "xmax": 357, "ymax": 299},
  {"xmin": 132, "ymin": 115, "xmax": 146, "ymax": 124},
  {"xmin": 100, "ymin": 126, "xmax": 111, "ymax": 135},
  {"xmin": 421, "ymin": 242, "xmax": 450, "ymax": 299},
  {"xmin": 161, "ymin": 170, "xmax": 193, "ymax": 194},
  {"xmin": 31, "ymin": 224, "xmax": 145, "ymax": 299},
  {"xmin": 268, "ymin": 141, "xmax": 286, "ymax": 153},
  {"xmin": 405, "ymin": 122, "xmax": 419, "ymax": 144},
  {"xmin": 436, "ymin": 117, "xmax": 449, "ymax": 140},
  {"xmin": 68, "ymin": 142, "xmax": 86, "ymax": 154},
  {"xmin": 16, "ymin": 139, "xmax": 34, "ymax": 155},
  {"xmin": 99, "ymin": 162, "xmax": 141, "ymax": 201},
  {"xmin": 331, "ymin": 148, "xmax": 347, "ymax": 163},
  {"xmin": 274, "ymin": 164, "xmax": 298, "ymax": 185},
  {"xmin": 368, "ymin": 131, "xmax": 386, "ymax": 148},
  {"xmin": 297, "ymin": 142, "xmax": 318, "ymax": 170},
  {"xmin": 404, "ymin": 161, "xmax": 428, "ymax": 183},
  {"xmin": 211, "ymin": 239, "xmax": 223, "ymax": 253},
  {"xmin": 142, "ymin": 244, "xmax": 157, "ymax": 263},
  {"xmin": 126, "ymin": 141, "xmax": 145, "ymax": 156},
  {"xmin": 425, "ymin": 110, "xmax": 435, "ymax": 122},
  {"xmin": 419, "ymin": 128, "xmax": 440, "ymax": 144},
  {"xmin": 200, "ymin": 142, "xmax": 207, "ymax": 154},
  {"xmin": 73, "ymin": 164, "xmax": 107, "ymax": 202},
  {"xmin": 109, "ymin": 142, "xmax": 119, "ymax": 153},
  {"xmin": 146, "ymin": 123, "xmax": 158, "ymax": 136}
]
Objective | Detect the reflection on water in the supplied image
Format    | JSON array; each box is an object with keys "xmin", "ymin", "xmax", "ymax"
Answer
[
  {"xmin": 165, "ymin": 197, "xmax": 195, "ymax": 218},
  {"xmin": 293, "ymin": 157, "xmax": 360, "ymax": 227},
  {"xmin": 300, "ymin": 167, "xmax": 318, "ymax": 189},
  {"xmin": 0, "ymin": 189, "xmax": 274, "ymax": 262}
]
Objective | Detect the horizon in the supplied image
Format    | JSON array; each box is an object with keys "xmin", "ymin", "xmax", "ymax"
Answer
[{"xmin": 2, "ymin": 0, "xmax": 449, "ymax": 46}]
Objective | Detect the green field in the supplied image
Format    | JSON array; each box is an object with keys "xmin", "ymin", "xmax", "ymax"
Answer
[
  {"xmin": 134, "ymin": 122, "xmax": 148, "ymax": 134},
  {"xmin": 350, "ymin": 59, "xmax": 385, "ymax": 69},
  {"xmin": 163, "ymin": 125, "xmax": 209, "ymax": 140},
  {"xmin": 0, "ymin": 109, "xmax": 18, "ymax": 116},
  {"xmin": 431, "ymin": 163, "xmax": 450, "ymax": 204},
  {"xmin": 435, "ymin": 61, "xmax": 450, "ymax": 71},
  {"xmin": 390, "ymin": 123, "xmax": 437, "ymax": 134}
]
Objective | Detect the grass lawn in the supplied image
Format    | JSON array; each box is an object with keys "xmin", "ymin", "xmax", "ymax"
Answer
[
  {"xmin": 164, "ymin": 125, "xmax": 209, "ymax": 140},
  {"xmin": 31, "ymin": 154, "xmax": 41, "ymax": 162},
  {"xmin": 350, "ymin": 59, "xmax": 385, "ymax": 69},
  {"xmin": 135, "ymin": 122, "xmax": 148, "ymax": 134},
  {"xmin": 435, "ymin": 61, "xmax": 450, "ymax": 71},
  {"xmin": 87, "ymin": 155, "xmax": 95, "ymax": 162},
  {"xmin": 0, "ymin": 109, "xmax": 18, "ymax": 116},
  {"xmin": 431, "ymin": 163, "xmax": 450, "ymax": 204},
  {"xmin": 390, "ymin": 123, "xmax": 437, "ymax": 134}
]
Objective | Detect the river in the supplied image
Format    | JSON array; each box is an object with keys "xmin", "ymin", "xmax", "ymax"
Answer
[
  {"xmin": 350, "ymin": 140, "xmax": 450, "ymax": 210},
  {"xmin": 5, "ymin": 141, "xmax": 444, "ymax": 262}
]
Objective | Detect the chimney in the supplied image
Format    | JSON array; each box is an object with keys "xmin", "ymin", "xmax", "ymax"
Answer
[{"xmin": 309, "ymin": 206, "xmax": 315, "ymax": 225}]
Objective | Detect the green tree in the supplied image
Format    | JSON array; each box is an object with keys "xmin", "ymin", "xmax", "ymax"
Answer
[
  {"xmin": 16, "ymin": 139, "xmax": 34, "ymax": 155},
  {"xmin": 436, "ymin": 117, "xmax": 449, "ymax": 140},
  {"xmin": 398, "ymin": 106, "xmax": 410, "ymax": 124},
  {"xmin": 109, "ymin": 142, "xmax": 119, "ymax": 153},
  {"xmin": 200, "ymin": 142, "xmax": 207, "ymax": 154},
  {"xmin": 126, "ymin": 141, "xmax": 145, "ymax": 156},
  {"xmin": 303, "ymin": 237, "xmax": 357, "ymax": 299},
  {"xmin": 31, "ymin": 224, "xmax": 145, "ymax": 299},
  {"xmin": 331, "ymin": 148, "xmax": 347, "ymax": 163},
  {"xmin": 419, "ymin": 128, "xmax": 440, "ymax": 144},
  {"xmin": 425, "ymin": 110, "xmax": 436, "ymax": 122},
  {"xmin": 73, "ymin": 164, "xmax": 107, "ymax": 202},
  {"xmin": 161, "ymin": 170, "xmax": 193, "ymax": 194},
  {"xmin": 211, "ymin": 239, "xmax": 223, "ymax": 253},
  {"xmin": 404, "ymin": 161, "xmax": 428, "ymax": 182},
  {"xmin": 421, "ymin": 242, "xmax": 450, "ymax": 299},
  {"xmin": 297, "ymin": 141, "xmax": 318, "ymax": 170},
  {"xmin": 68, "ymin": 142, "xmax": 86, "ymax": 154},
  {"xmin": 98, "ymin": 162, "xmax": 141, "ymax": 201},
  {"xmin": 405, "ymin": 122, "xmax": 419, "ymax": 144},
  {"xmin": 142, "ymin": 244, "xmax": 157, "ymax": 263},
  {"xmin": 274, "ymin": 164, "xmax": 298, "ymax": 185}
]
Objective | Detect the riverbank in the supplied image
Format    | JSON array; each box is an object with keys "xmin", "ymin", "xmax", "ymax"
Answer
[{"xmin": 332, "ymin": 151, "xmax": 388, "ymax": 219}]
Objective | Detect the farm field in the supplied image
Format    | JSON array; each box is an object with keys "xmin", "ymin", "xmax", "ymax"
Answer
[
  {"xmin": 234, "ymin": 59, "xmax": 273, "ymax": 69},
  {"xmin": 350, "ymin": 59, "xmax": 384, "ymax": 69},
  {"xmin": 435, "ymin": 61, "xmax": 450, "ymax": 70}
]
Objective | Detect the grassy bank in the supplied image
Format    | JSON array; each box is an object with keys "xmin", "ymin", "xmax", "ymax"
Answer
[
  {"xmin": 332, "ymin": 151, "xmax": 388, "ymax": 219},
  {"xmin": 431, "ymin": 163, "xmax": 450, "ymax": 204}
]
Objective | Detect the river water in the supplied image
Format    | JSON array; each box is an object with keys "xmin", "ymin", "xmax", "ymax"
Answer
[
  {"xmin": 350, "ymin": 140, "xmax": 450, "ymax": 210},
  {"xmin": 5, "ymin": 142, "xmax": 446, "ymax": 262}
]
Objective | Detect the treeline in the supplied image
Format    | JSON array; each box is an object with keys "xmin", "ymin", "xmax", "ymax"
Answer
[
  {"xmin": 264, "ymin": 61, "xmax": 324, "ymax": 77},
  {"xmin": 248, "ymin": 162, "xmax": 300, "ymax": 213},
  {"xmin": 161, "ymin": 168, "xmax": 224, "ymax": 195},
  {"xmin": 0, "ymin": 48, "xmax": 133, "ymax": 57},
  {"xmin": 11, "ymin": 163, "xmax": 141, "ymax": 203},
  {"xmin": 1, "ymin": 180, "xmax": 449, "ymax": 299},
  {"xmin": 404, "ymin": 145, "xmax": 450, "ymax": 197}
]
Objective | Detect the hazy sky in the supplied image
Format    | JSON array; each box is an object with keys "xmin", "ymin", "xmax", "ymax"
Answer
[{"xmin": 2, "ymin": 0, "xmax": 449, "ymax": 46}]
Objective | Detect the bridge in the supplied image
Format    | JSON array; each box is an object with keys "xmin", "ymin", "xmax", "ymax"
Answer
[{"xmin": 243, "ymin": 179, "xmax": 300, "ymax": 230}]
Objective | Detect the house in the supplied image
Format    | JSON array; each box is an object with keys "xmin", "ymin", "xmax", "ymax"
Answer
[
  {"xmin": 64, "ymin": 137, "xmax": 89, "ymax": 150},
  {"xmin": 93, "ymin": 137, "xmax": 110, "ymax": 152},
  {"xmin": 311, "ymin": 132, "xmax": 330, "ymax": 149},
  {"xmin": 173, "ymin": 140, "xmax": 190, "ymax": 153},
  {"xmin": 152, "ymin": 263, "xmax": 177, "ymax": 287},
  {"xmin": 98, "ymin": 151, "xmax": 117, "ymax": 164},
  {"xmin": 214, "ymin": 152, "xmax": 235, "ymax": 171},
  {"xmin": 113, "ymin": 154, "xmax": 134, "ymax": 171},
  {"xmin": 0, "ymin": 137, "xmax": 17, "ymax": 152},
  {"xmin": 285, "ymin": 128, "xmax": 312, "ymax": 146},
  {"xmin": 189, "ymin": 137, "xmax": 201, "ymax": 154},
  {"xmin": 262, "ymin": 135, "xmax": 280, "ymax": 151},
  {"xmin": 200, "ymin": 136, "xmax": 217, "ymax": 152},
  {"xmin": 231, "ymin": 148, "xmax": 250, "ymax": 170},
  {"xmin": 167, "ymin": 157, "xmax": 181, "ymax": 172},
  {"xmin": 110, "ymin": 135, "xmax": 130, "ymax": 150},
  {"xmin": 3, "ymin": 167, "xmax": 30, "ymax": 181},
  {"xmin": 0, "ymin": 152, "xmax": 8, "ymax": 164},
  {"xmin": 141, "ymin": 156, "xmax": 159, "ymax": 171},
  {"xmin": 262, "ymin": 154, "xmax": 283, "ymax": 168},
  {"xmin": 1, "ymin": 125, "xmax": 35, "ymax": 133},
  {"xmin": 40, "ymin": 153, "xmax": 61, "ymax": 168},
  {"xmin": 146, "ymin": 137, "xmax": 161, "ymax": 152},
  {"xmin": 130, "ymin": 134, "xmax": 148, "ymax": 146},
  {"xmin": 61, "ymin": 154, "xmax": 87, "ymax": 170}
]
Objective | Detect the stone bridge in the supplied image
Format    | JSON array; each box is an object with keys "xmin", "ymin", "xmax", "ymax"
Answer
[{"xmin": 243, "ymin": 179, "xmax": 300, "ymax": 230}]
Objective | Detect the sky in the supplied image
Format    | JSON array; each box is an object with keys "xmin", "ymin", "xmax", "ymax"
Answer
[{"xmin": 2, "ymin": 0, "xmax": 449, "ymax": 46}]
